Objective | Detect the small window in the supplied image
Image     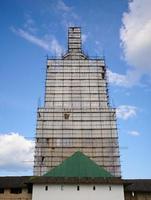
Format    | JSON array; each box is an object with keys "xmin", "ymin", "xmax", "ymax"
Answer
[
  {"xmin": 41, "ymin": 156, "xmax": 45, "ymax": 162},
  {"xmin": 102, "ymin": 72, "xmax": 105, "ymax": 79},
  {"xmin": 45, "ymin": 186, "xmax": 48, "ymax": 191},
  {"xmin": 0, "ymin": 188, "xmax": 4, "ymax": 193},
  {"xmin": 77, "ymin": 185, "xmax": 80, "ymax": 191},
  {"xmin": 10, "ymin": 188, "xmax": 22, "ymax": 194},
  {"xmin": 64, "ymin": 113, "xmax": 70, "ymax": 119},
  {"xmin": 93, "ymin": 186, "xmax": 95, "ymax": 190}
]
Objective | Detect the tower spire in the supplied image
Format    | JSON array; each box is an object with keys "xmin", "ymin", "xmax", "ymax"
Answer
[{"xmin": 68, "ymin": 27, "xmax": 82, "ymax": 54}]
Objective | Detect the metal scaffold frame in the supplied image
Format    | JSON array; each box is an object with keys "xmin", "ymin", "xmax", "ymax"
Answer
[{"xmin": 34, "ymin": 27, "xmax": 121, "ymax": 177}]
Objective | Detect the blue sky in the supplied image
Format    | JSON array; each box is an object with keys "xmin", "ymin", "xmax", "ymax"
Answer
[{"xmin": 0, "ymin": 0, "xmax": 151, "ymax": 178}]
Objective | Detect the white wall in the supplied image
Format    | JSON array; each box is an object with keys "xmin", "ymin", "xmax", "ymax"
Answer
[{"xmin": 32, "ymin": 184, "xmax": 124, "ymax": 200}]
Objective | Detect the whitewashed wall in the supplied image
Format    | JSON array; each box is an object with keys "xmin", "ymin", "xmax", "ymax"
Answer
[{"xmin": 32, "ymin": 184, "xmax": 124, "ymax": 200}]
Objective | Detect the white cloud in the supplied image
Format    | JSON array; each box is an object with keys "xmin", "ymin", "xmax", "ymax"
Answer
[
  {"xmin": 11, "ymin": 27, "xmax": 64, "ymax": 56},
  {"xmin": 11, "ymin": 26, "xmax": 49, "ymax": 50},
  {"xmin": 107, "ymin": 69, "xmax": 129, "ymax": 87},
  {"xmin": 57, "ymin": 0, "xmax": 71, "ymax": 12},
  {"xmin": 107, "ymin": 69, "xmax": 141, "ymax": 87},
  {"xmin": 56, "ymin": 0, "xmax": 80, "ymax": 28},
  {"xmin": 50, "ymin": 38, "xmax": 64, "ymax": 56},
  {"xmin": 120, "ymin": 0, "xmax": 151, "ymax": 75},
  {"xmin": 23, "ymin": 14, "xmax": 37, "ymax": 34},
  {"xmin": 0, "ymin": 133, "xmax": 34, "ymax": 172},
  {"xmin": 116, "ymin": 105, "xmax": 137, "ymax": 120},
  {"xmin": 128, "ymin": 130, "xmax": 140, "ymax": 136}
]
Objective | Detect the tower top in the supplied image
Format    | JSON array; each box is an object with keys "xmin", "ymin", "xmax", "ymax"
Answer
[
  {"xmin": 63, "ymin": 27, "xmax": 87, "ymax": 59},
  {"xmin": 68, "ymin": 27, "xmax": 82, "ymax": 54}
]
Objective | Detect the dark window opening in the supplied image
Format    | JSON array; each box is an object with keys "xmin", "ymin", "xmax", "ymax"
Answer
[
  {"xmin": 77, "ymin": 185, "xmax": 80, "ymax": 191},
  {"xmin": 109, "ymin": 186, "xmax": 112, "ymax": 191},
  {"xmin": 102, "ymin": 72, "xmax": 105, "ymax": 79},
  {"xmin": 93, "ymin": 186, "xmax": 96, "ymax": 190},
  {"xmin": 0, "ymin": 188, "xmax": 4, "ymax": 193},
  {"xmin": 45, "ymin": 186, "xmax": 48, "ymax": 191},
  {"xmin": 64, "ymin": 113, "xmax": 70, "ymax": 119},
  {"xmin": 41, "ymin": 156, "xmax": 45, "ymax": 162},
  {"xmin": 10, "ymin": 188, "xmax": 22, "ymax": 194}
]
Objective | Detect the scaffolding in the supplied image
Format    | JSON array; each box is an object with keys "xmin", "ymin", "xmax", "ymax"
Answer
[{"xmin": 33, "ymin": 27, "xmax": 121, "ymax": 177}]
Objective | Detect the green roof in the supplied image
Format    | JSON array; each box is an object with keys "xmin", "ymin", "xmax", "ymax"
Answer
[{"xmin": 44, "ymin": 151, "xmax": 113, "ymax": 178}]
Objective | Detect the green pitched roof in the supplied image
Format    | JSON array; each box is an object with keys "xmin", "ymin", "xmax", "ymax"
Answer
[{"xmin": 44, "ymin": 151, "xmax": 113, "ymax": 178}]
